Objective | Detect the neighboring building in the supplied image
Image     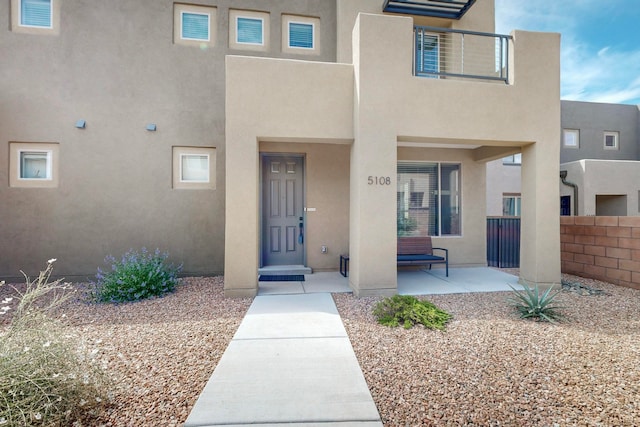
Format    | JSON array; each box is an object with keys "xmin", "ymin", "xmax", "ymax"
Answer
[
  {"xmin": 1, "ymin": 0, "xmax": 561, "ymax": 296},
  {"xmin": 487, "ymin": 100, "xmax": 640, "ymax": 217}
]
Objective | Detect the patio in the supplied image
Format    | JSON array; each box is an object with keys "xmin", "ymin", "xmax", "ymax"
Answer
[{"xmin": 258, "ymin": 267, "xmax": 520, "ymax": 296}]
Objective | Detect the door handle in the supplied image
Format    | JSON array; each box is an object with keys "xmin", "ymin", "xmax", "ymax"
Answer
[{"xmin": 298, "ymin": 216, "xmax": 304, "ymax": 244}]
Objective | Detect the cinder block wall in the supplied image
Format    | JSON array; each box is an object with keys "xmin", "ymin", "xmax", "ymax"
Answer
[{"xmin": 561, "ymin": 216, "xmax": 640, "ymax": 290}]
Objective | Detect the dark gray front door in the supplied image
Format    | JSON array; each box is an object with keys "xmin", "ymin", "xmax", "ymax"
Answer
[{"xmin": 261, "ymin": 155, "xmax": 304, "ymax": 266}]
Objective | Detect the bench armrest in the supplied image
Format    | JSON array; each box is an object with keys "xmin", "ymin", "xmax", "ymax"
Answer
[{"xmin": 432, "ymin": 247, "xmax": 448, "ymax": 258}]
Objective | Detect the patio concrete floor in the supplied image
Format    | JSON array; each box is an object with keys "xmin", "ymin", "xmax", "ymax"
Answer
[{"xmin": 257, "ymin": 267, "xmax": 520, "ymax": 296}]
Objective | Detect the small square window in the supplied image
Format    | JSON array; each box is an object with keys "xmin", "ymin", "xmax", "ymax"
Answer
[
  {"xmin": 181, "ymin": 12, "xmax": 209, "ymax": 41},
  {"xmin": 289, "ymin": 22, "xmax": 313, "ymax": 48},
  {"xmin": 229, "ymin": 10, "xmax": 269, "ymax": 52},
  {"xmin": 173, "ymin": 146, "xmax": 216, "ymax": 189},
  {"xmin": 21, "ymin": 0, "xmax": 51, "ymax": 27},
  {"xmin": 282, "ymin": 15, "xmax": 320, "ymax": 55},
  {"xmin": 174, "ymin": 4, "xmax": 216, "ymax": 47},
  {"xmin": 237, "ymin": 17, "xmax": 263, "ymax": 45},
  {"xmin": 20, "ymin": 151, "xmax": 51, "ymax": 179},
  {"xmin": 562, "ymin": 129, "xmax": 579, "ymax": 148},
  {"xmin": 604, "ymin": 131, "xmax": 619, "ymax": 150},
  {"xmin": 181, "ymin": 154, "xmax": 209, "ymax": 182},
  {"xmin": 11, "ymin": 0, "xmax": 59, "ymax": 35},
  {"xmin": 9, "ymin": 142, "xmax": 59, "ymax": 188}
]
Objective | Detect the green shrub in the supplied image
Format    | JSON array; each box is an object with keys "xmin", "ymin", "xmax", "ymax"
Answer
[
  {"xmin": 508, "ymin": 284, "xmax": 564, "ymax": 323},
  {"xmin": 91, "ymin": 248, "xmax": 182, "ymax": 304},
  {"xmin": 373, "ymin": 294, "xmax": 451, "ymax": 330},
  {"xmin": 0, "ymin": 260, "xmax": 109, "ymax": 426}
]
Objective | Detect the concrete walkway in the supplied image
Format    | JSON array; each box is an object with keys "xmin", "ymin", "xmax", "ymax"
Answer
[{"xmin": 184, "ymin": 292, "xmax": 383, "ymax": 427}]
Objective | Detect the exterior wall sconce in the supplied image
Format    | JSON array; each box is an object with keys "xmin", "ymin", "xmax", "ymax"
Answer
[
  {"xmin": 75, "ymin": 120, "xmax": 86, "ymax": 129},
  {"xmin": 146, "ymin": 124, "xmax": 157, "ymax": 131}
]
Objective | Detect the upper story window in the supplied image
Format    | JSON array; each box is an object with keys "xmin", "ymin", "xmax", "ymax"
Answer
[
  {"xmin": 237, "ymin": 17, "xmax": 263, "ymax": 45},
  {"xmin": 562, "ymin": 129, "xmax": 579, "ymax": 148},
  {"xmin": 415, "ymin": 31, "xmax": 440, "ymax": 78},
  {"xmin": 21, "ymin": 0, "xmax": 51, "ymax": 27},
  {"xmin": 229, "ymin": 10, "xmax": 269, "ymax": 52},
  {"xmin": 502, "ymin": 154, "xmax": 521, "ymax": 165},
  {"xmin": 282, "ymin": 15, "xmax": 320, "ymax": 55},
  {"xmin": 604, "ymin": 131, "xmax": 619, "ymax": 150},
  {"xmin": 173, "ymin": 4, "xmax": 216, "ymax": 48},
  {"xmin": 9, "ymin": 142, "xmax": 59, "ymax": 188},
  {"xmin": 11, "ymin": 0, "xmax": 59, "ymax": 35}
]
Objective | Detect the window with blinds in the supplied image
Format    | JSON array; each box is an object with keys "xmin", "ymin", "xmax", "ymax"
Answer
[
  {"xmin": 288, "ymin": 22, "xmax": 313, "ymax": 49},
  {"xmin": 397, "ymin": 162, "xmax": 461, "ymax": 236},
  {"xmin": 20, "ymin": 0, "xmax": 52, "ymax": 28},
  {"xmin": 237, "ymin": 17, "xmax": 263, "ymax": 45},
  {"xmin": 181, "ymin": 12, "xmax": 209, "ymax": 41}
]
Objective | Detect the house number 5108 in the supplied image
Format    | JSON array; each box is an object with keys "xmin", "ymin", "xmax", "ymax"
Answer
[{"xmin": 368, "ymin": 176, "xmax": 391, "ymax": 185}]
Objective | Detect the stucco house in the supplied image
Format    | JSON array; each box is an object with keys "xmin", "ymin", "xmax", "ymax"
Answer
[
  {"xmin": 487, "ymin": 100, "xmax": 640, "ymax": 218},
  {"xmin": 1, "ymin": 0, "xmax": 561, "ymax": 296}
]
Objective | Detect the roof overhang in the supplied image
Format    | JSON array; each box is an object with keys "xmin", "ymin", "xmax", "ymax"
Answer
[{"xmin": 382, "ymin": 0, "xmax": 476, "ymax": 20}]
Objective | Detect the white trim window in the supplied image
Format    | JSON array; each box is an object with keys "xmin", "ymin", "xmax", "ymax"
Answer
[
  {"xmin": 20, "ymin": 0, "xmax": 52, "ymax": 28},
  {"xmin": 19, "ymin": 150, "xmax": 52, "ymax": 180},
  {"xmin": 181, "ymin": 11, "xmax": 210, "ymax": 42},
  {"xmin": 502, "ymin": 194, "xmax": 521, "ymax": 216},
  {"xmin": 236, "ymin": 16, "xmax": 264, "ymax": 45},
  {"xmin": 173, "ymin": 4, "xmax": 216, "ymax": 47},
  {"xmin": 288, "ymin": 21, "xmax": 313, "ymax": 49},
  {"xmin": 9, "ymin": 142, "xmax": 59, "ymax": 188},
  {"xmin": 180, "ymin": 154, "xmax": 209, "ymax": 183},
  {"xmin": 172, "ymin": 146, "xmax": 216, "ymax": 189},
  {"xmin": 563, "ymin": 128, "xmax": 580, "ymax": 148},
  {"xmin": 604, "ymin": 131, "xmax": 619, "ymax": 150}
]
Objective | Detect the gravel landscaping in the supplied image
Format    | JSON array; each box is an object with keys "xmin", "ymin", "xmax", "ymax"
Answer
[{"xmin": 2, "ymin": 272, "xmax": 640, "ymax": 426}]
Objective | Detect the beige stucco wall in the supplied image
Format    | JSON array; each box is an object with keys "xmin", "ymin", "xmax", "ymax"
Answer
[
  {"xmin": 0, "ymin": 0, "xmax": 338, "ymax": 280},
  {"xmin": 225, "ymin": 10, "xmax": 561, "ymax": 296},
  {"xmin": 224, "ymin": 56, "xmax": 354, "ymax": 296},
  {"xmin": 560, "ymin": 160, "xmax": 640, "ymax": 216}
]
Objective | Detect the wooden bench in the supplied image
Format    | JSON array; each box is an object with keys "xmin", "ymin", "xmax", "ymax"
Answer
[{"xmin": 397, "ymin": 236, "xmax": 449, "ymax": 277}]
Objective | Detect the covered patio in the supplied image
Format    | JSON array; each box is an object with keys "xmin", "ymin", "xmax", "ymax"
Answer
[{"xmin": 257, "ymin": 267, "xmax": 520, "ymax": 296}]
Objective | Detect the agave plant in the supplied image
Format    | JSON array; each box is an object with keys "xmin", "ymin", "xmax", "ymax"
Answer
[{"xmin": 508, "ymin": 284, "xmax": 564, "ymax": 323}]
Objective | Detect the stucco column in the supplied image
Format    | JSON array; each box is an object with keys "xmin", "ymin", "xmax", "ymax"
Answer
[
  {"xmin": 512, "ymin": 30, "xmax": 562, "ymax": 288},
  {"xmin": 348, "ymin": 13, "xmax": 411, "ymax": 296},
  {"xmin": 223, "ymin": 130, "xmax": 260, "ymax": 298}
]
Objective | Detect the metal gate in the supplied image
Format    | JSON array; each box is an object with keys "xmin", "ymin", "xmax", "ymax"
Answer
[{"xmin": 487, "ymin": 217, "xmax": 520, "ymax": 268}]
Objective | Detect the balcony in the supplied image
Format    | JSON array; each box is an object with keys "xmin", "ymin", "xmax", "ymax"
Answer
[{"xmin": 414, "ymin": 26, "xmax": 511, "ymax": 83}]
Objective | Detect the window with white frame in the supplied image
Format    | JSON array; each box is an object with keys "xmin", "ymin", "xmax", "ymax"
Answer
[
  {"xmin": 173, "ymin": 4, "xmax": 216, "ymax": 47},
  {"xmin": 502, "ymin": 194, "xmax": 521, "ymax": 216},
  {"xmin": 604, "ymin": 131, "xmax": 619, "ymax": 150},
  {"xmin": 397, "ymin": 162, "xmax": 461, "ymax": 237},
  {"xmin": 11, "ymin": 0, "xmax": 59, "ymax": 34},
  {"xmin": 172, "ymin": 146, "xmax": 216, "ymax": 189},
  {"xmin": 20, "ymin": 0, "xmax": 51, "ymax": 27},
  {"xmin": 9, "ymin": 142, "xmax": 59, "ymax": 188},
  {"xmin": 282, "ymin": 15, "xmax": 320, "ymax": 55},
  {"xmin": 237, "ymin": 17, "xmax": 263, "ymax": 44},
  {"xmin": 563, "ymin": 129, "xmax": 579, "ymax": 148},
  {"xmin": 502, "ymin": 153, "xmax": 522, "ymax": 165},
  {"xmin": 229, "ymin": 10, "xmax": 269, "ymax": 52}
]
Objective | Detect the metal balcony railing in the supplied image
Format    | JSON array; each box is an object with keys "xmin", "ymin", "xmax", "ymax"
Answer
[{"xmin": 414, "ymin": 26, "xmax": 511, "ymax": 83}]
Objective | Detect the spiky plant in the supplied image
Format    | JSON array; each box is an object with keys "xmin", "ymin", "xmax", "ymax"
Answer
[{"xmin": 508, "ymin": 284, "xmax": 564, "ymax": 323}]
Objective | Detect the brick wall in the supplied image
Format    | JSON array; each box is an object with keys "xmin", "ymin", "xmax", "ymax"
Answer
[{"xmin": 561, "ymin": 216, "xmax": 640, "ymax": 290}]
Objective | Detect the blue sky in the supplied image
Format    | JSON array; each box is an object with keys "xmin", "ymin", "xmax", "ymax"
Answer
[{"xmin": 495, "ymin": 0, "xmax": 640, "ymax": 105}]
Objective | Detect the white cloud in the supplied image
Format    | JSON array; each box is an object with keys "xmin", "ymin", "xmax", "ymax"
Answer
[{"xmin": 495, "ymin": 0, "xmax": 640, "ymax": 105}]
